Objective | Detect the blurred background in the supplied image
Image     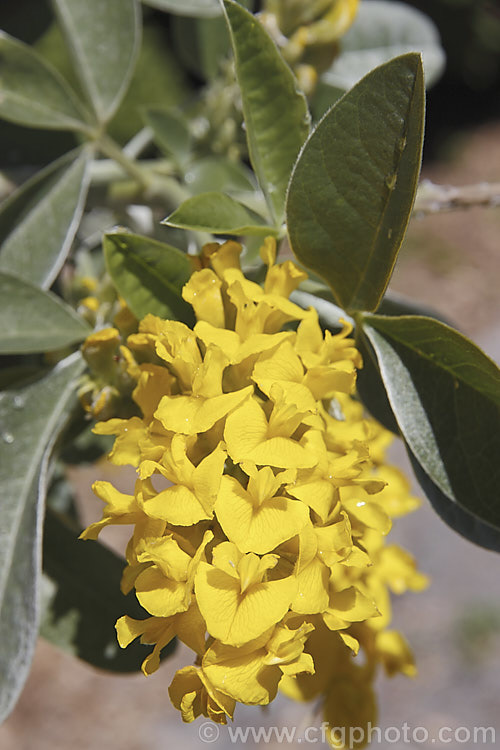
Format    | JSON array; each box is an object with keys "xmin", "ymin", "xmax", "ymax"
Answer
[{"xmin": 1, "ymin": 0, "xmax": 500, "ymax": 747}]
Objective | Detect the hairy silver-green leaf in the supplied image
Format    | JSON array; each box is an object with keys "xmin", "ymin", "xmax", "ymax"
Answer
[
  {"xmin": 0, "ymin": 31, "xmax": 90, "ymax": 131},
  {"xmin": 355, "ymin": 328, "xmax": 399, "ymax": 435},
  {"xmin": 355, "ymin": 292, "xmax": 451, "ymax": 435},
  {"xmin": 324, "ymin": 1, "xmax": 445, "ymax": 93},
  {"xmin": 362, "ymin": 314, "xmax": 500, "ymax": 529},
  {"xmin": 407, "ymin": 447, "xmax": 500, "ymax": 553},
  {"xmin": 164, "ymin": 191, "xmax": 275, "ymax": 236},
  {"xmin": 185, "ymin": 157, "xmax": 256, "ymax": 196},
  {"xmin": 0, "ymin": 149, "xmax": 92, "ymax": 288},
  {"xmin": 290, "ymin": 289, "xmax": 353, "ymax": 330},
  {"xmin": 104, "ymin": 231, "xmax": 194, "ymax": 323},
  {"xmin": 287, "ymin": 54, "xmax": 425, "ymax": 312},
  {"xmin": 52, "ymin": 0, "xmax": 141, "ymax": 124},
  {"xmin": 143, "ymin": 107, "xmax": 192, "ymax": 166},
  {"xmin": 0, "ymin": 273, "xmax": 91, "ymax": 354},
  {"xmin": 0, "ymin": 353, "xmax": 84, "ymax": 723},
  {"xmin": 223, "ymin": 0, "xmax": 310, "ymax": 225},
  {"xmin": 142, "ymin": 0, "xmax": 221, "ymax": 18},
  {"xmin": 171, "ymin": 13, "xmax": 230, "ymax": 81}
]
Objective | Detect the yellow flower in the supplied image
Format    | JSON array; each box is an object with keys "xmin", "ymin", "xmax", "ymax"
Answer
[
  {"xmin": 215, "ymin": 465, "xmax": 309, "ymax": 553},
  {"xmin": 134, "ymin": 530, "xmax": 213, "ymax": 617},
  {"xmin": 79, "ymin": 481, "xmax": 141, "ymax": 540},
  {"xmin": 81, "ymin": 237, "xmax": 426, "ymax": 731},
  {"xmin": 169, "ymin": 665, "xmax": 235, "ymax": 724},
  {"xmin": 138, "ymin": 435, "xmax": 226, "ymax": 525},
  {"xmin": 202, "ymin": 620, "xmax": 315, "ymax": 705},
  {"xmin": 116, "ymin": 599, "xmax": 206, "ymax": 675},
  {"xmin": 195, "ymin": 542, "xmax": 297, "ymax": 646}
]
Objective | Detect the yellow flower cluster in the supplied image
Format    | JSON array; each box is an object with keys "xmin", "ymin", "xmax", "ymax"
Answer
[{"xmin": 81, "ymin": 238, "xmax": 427, "ymax": 742}]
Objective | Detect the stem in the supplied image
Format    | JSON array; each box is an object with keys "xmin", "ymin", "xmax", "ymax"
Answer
[
  {"xmin": 95, "ymin": 132, "xmax": 192, "ymax": 210},
  {"xmin": 98, "ymin": 133, "xmax": 151, "ymax": 189},
  {"xmin": 414, "ymin": 179, "xmax": 500, "ymax": 216},
  {"xmin": 90, "ymin": 158, "xmax": 176, "ymax": 186}
]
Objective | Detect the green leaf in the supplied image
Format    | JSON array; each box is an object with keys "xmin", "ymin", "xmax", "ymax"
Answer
[
  {"xmin": 141, "ymin": 0, "xmax": 221, "ymax": 17},
  {"xmin": 0, "ymin": 149, "xmax": 92, "ymax": 288},
  {"xmin": 170, "ymin": 14, "xmax": 230, "ymax": 81},
  {"xmin": 52, "ymin": 0, "xmax": 141, "ymax": 124},
  {"xmin": 0, "ymin": 353, "xmax": 84, "ymax": 723},
  {"xmin": 0, "ymin": 31, "xmax": 90, "ymax": 131},
  {"xmin": 223, "ymin": 0, "xmax": 310, "ymax": 225},
  {"xmin": 0, "ymin": 366, "xmax": 50, "ymax": 392},
  {"xmin": 108, "ymin": 24, "xmax": 189, "ymax": 145},
  {"xmin": 361, "ymin": 314, "xmax": 500, "ymax": 529},
  {"xmin": 355, "ymin": 329, "xmax": 399, "ymax": 435},
  {"xmin": 0, "ymin": 273, "xmax": 91, "ymax": 354},
  {"xmin": 185, "ymin": 156, "xmax": 256, "ymax": 195},
  {"xmin": 143, "ymin": 107, "xmax": 192, "ymax": 166},
  {"xmin": 287, "ymin": 54, "xmax": 425, "ymax": 313},
  {"xmin": 41, "ymin": 509, "xmax": 175, "ymax": 671},
  {"xmin": 36, "ymin": 21, "xmax": 189, "ymax": 145},
  {"xmin": 323, "ymin": 1, "xmax": 445, "ymax": 94},
  {"xmin": 356, "ymin": 291, "xmax": 451, "ymax": 434},
  {"xmin": 104, "ymin": 231, "xmax": 194, "ymax": 323},
  {"xmin": 163, "ymin": 191, "xmax": 276, "ymax": 235},
  {"xmin": 406, "ymin": 447, "xmax": 500, "ymax": 553}
]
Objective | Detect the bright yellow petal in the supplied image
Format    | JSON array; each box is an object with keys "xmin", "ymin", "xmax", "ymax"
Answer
[
  {"xmin": 279, "ymin": 651, "xmax": 314, "ymax": 677},
  {"xmin": 137, "ymin": 535, "xmax": 191, "ymax": 580},
  {"xmin": 375, "ymin": 630, "xmax": 416, "ymax": 677},
  {"xmin": 192, "ymin": 442, "xmax": 227, "ymax": 515},
  {"xmin": 211, "ymin": 541, "xmax": 243, "ymax": 579},
  {"xmin": 195, "ymin": 561, "xmax": 297, "ymax": 646},
  {"xmin": 203, "ymin": 641, "xmax": 279, "ymax": 705},
  {"xmin": 155, "ymin": 386, "xmax": 252, "ymax": 435},
  {"xmin": 224, "ymin": 399, "xmax": 318, "ymax": 469},
  {"xmin": 168, "ymin": 666, "xmax": 201, "ymax": 723},
  {"xmin": 376, "ymin": 545, "xmax": 429, "ymax": 594},
  {"xmin": 279, "ymin": 620, "xmax": 351, "ymax": 702},
  {"xmin": 292, "ymin": 556, "xmax": 330, "ymax": 614},
  {"xmin": 115, "ymin": 614, "xmax": 177, "ymax": 675},
  {"xmin": 79, "ymin": 481, "xmax": 139, "ymax": 540},
  {"xmin": 323, "ymin": 669, "xmax": 377, "ymax": 750},
  {"xmin": 337, "ymin": 630, "xmax": 360, "ymax": 655},
  {"xmin": 195, "ymin": 320, "xmax": 240, "ymax": 360},
  {"xmin": 287, "ymin": 478, "xmax": 336, "ymax": 523},
  {"xmin": 94, "ymin": 417, "xmax": 146, "ymax": 466},
  {"xmin": 215, "ymin": 475, "xmax": 309, "ymax": 554},
  {"xmin": 133, "ymin": 365, "xmax": 176, "ymax": 421},
  {"xmin": 169, "ymin": 665, "xmax": 235, "ymax": 724},
  {"xmin": 176, "ymin": 600, "xmax": 207, "ymax": 656},
  {"xmin": 192, "ymin": 345, "xmax": 228, "ymax": 398},
  {"xmin": 342, "ymin": 496, "xmax": 392, "ymax": 535},
  {"xmin": 135, "ymin": 566, "xmax": 189, "ymax": 617},
  {"xmin": 182, "ymin": 268, "xmax": 225, "ymax": 327},
  {"xmin": 141, "ymin": 484, "xmax": 212, "ymax": 525},
  {"xmin": 323, "ymin": 586, "xmax": 378, "ymax": 630},
  {"xmin": 264, "ymin": 260, "xmax": 308, "ymax": 298},
  {"xmin": 206, "ymin": 238, "xmax": 243, "ymax": 276},
  {"xmin": 303, "ymin": 363, "xmax": 356, "ymax": 399}
]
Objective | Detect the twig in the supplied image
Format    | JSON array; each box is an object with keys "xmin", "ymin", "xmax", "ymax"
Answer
[{"xmin": 414, "ymin": 179, "xmax": 500, "ymax": 216}]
